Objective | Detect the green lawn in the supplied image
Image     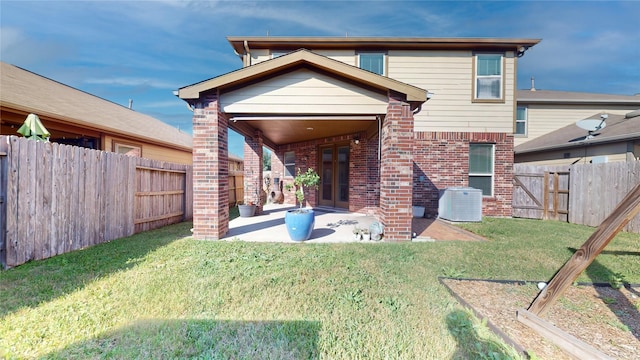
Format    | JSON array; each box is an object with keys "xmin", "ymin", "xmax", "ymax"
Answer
[{"xmin": 1, "ymin": 218, "xmax": 638, "ymax": 359}]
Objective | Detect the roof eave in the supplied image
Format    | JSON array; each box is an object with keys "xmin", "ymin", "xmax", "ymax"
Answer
[
  {"xmin": 227, "ymin": 36, "xmax": 541, "ymax": 53},
  {"xmin": 517, "ymin": 98, "xmax": 640, "ymax": 106},
  {"xmin": 515, "ymin": 132, "xmax": 640, "ymax": 154}
]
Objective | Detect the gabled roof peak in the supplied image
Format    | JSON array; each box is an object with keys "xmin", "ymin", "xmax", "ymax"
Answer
[{"xmin": 179, "ymin": 49, "xmax": 427, "ymax": 103}]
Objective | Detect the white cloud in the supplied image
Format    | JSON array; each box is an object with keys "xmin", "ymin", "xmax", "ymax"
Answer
[{"xmin": 85, "ymin": 77, "xmax": 180, "ymax": 89}]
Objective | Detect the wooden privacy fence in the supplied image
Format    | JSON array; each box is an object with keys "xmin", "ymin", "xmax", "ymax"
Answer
[
  {"xmin": 513, "ymin": 162, "xmax": 640, "ymax": 233},
  {"xmin": 0, "ymin": 136, "xmax": 192, "ymax": 268}
]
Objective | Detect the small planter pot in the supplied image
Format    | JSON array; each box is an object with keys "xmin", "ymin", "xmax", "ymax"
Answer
[
  {"xmin": 352, "ymin": 233, "xmax": 362, "ymax": 241},
  {"xmin": 238, "ymin": 204, "xmax": 256, "ymax": 217},
  {"xmin": 362, "ymin": 232, "xmax": 371, "ymax": 241},
  {"xmin": 284, "ymin": 208, "xmax": 315, "ymax": 241}
]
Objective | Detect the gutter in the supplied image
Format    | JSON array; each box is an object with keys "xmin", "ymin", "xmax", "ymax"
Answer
[{"xmin": 517, "ymin": 98, "xmax": 640, "ymax": 106}]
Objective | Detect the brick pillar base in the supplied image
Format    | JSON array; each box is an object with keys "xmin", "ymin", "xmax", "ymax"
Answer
[
  {"xmin": 380, "ymin": 92, "xmax": 414, "ymax": 241},
  {"xmin": 192, "ymin": 93, "xmax": 229, "ymax": 240},
  {"xmin": 244, "ymin": 131, "xmax": 264, "ymax": 214}
]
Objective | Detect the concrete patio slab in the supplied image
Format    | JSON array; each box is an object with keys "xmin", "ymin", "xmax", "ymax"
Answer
[
  {"xmin": 223, "ymin": 204, "xmax": 379, "ymax": 243},
  {"xmin": 222, "ymin": 204, "xmax": 485, "ymax": 243}
]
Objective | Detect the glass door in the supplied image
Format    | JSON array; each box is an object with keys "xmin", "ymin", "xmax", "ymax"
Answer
[{"xmin": 319, "ymin": 145, "xmax": 349, "ymax": 209}]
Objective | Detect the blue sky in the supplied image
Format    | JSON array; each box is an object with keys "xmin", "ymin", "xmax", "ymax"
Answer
[{"xmin": 2, "ymin": 0, "xmax": 639, "ymax": 157}]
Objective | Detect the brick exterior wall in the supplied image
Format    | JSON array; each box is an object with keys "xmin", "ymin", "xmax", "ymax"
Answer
[
  {"xmin": 243, "ymin": 131, "xmax": 264, "ymax": 214},
  {"xmin": 379, "ymin": 92, "xmax": 414, "ymax": 241},
  {"xmin": 272, "ymin": 133, "xmax": 379, "ymax": 211},
  {"xmin": 413, "ymin": 131, "xmax": 514, "ymax": 218},
  {"xmin": 191, "ymin": 93, "xmax": 229, "ymax": 240},
  {"xmin": 366, "ymin": 132, "xmax": 381, "ymax": 215}
]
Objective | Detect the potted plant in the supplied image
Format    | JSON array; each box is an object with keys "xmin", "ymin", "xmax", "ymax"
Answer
[
  {"xmin": 361, "ymin": 228, "xmax": 371, "ymax": 241},
  {"xmin": 284, "ymin": 168, "xmax": 320, "ymax": 241},
  {"xmin": 238, "ymin": 180, "xmax": 257, "ymax": 217}
]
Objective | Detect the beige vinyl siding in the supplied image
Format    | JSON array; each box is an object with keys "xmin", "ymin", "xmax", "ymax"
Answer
[
  {"xmin": 220, "ymin": 68, "xmax": 388, "ymax": 114},
  {"xmin": 250, "ymin": 49, "xmax": 271, "ymax": 65},
  {"xmin": 315, "ymin": 50, "xmax": 356, "ymax": 65},
  {"xmin": 516, "ymin": 142, "xmax": 629, "ymax": 165},
  {"xmin": 515, "ymin": 104, "xmax": 638, "ymax": 147},
  {"xmin": 105, "ymin": 135, "xmax": 192, "ymax": 165},
  {"xmin": 388, "ymin": 50, "xmax": 516, "ymax": 133},
  {"xmin": 251, "ymin": 49, "xmax": 356, "ymax": 65}
]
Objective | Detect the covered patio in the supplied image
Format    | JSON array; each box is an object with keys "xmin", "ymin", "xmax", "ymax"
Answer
[{"xmin": 179, "ymin": 50, "xmax": 428, "ymax": 241}]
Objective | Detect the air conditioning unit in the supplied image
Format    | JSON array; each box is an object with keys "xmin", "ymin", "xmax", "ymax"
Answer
[{"xmin": 438, "ymin": 187, "xmax": 483, "ymax": 222}]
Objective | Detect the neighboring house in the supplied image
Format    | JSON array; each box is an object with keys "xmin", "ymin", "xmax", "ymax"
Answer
[
  {"xmin": 515, "ymin": 110, "xmax": 640, "ymax": 165},
  {"xmin": 1, "ymin": 61, "xmax": 193, "ymax": 164},
  {"xmin": 179, "ymin": 36, "xmax": 540, "ymax": 241},
  {"xmin": 514, "ymin": 87, "xmax": 640, "ymax": 147}
]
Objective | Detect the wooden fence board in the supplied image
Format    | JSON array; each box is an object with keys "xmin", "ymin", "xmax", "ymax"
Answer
[
  {"xmin": 5, "ymin": 137, "xmax": 19, "ymax": 267},
  {"xmin": 40, "ymin": 141, "xmax": 53, "ymax": 260},
  {"xmin": 0, "ymin": 140, "xmax": 7, "ymax": 268}
]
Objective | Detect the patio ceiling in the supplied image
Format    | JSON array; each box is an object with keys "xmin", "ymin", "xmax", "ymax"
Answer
[{"xmin": 229, "ymin": 116, "xmax": 378, "ymax": 146}]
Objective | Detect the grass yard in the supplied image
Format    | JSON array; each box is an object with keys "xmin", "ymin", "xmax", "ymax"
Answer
[{"xmin": 1, "ymin": 218, "xmax": 638, "ymax": 359}]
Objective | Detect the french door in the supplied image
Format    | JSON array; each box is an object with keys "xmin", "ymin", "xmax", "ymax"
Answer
[{"xmin": 319, "ymin": 144, "xmax": 350, "ymax": 209}]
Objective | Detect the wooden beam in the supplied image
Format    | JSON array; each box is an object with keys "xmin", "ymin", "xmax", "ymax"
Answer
[
  {"xmin": 517, "ymin": 308, "xmax": 613, "ymax": 360},
  {"xmin": 528, "ymin": 182, "xmax": 640, "ymax": 316}
]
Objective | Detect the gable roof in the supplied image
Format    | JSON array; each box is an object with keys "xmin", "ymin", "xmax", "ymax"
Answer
[
  {"xmin": 517, "ymin": 89, "xmax": 640, "ymax": 105},
  {"xmin": 515, "ymin": 110, "xmax": 640, "ymax": 154},
  {"xmin": 178, "ymin": 49, "xmax": 427, "ymax": 103},
  {"xmin": 0, "ymin": 62, "xmax": 192, "ymax": 151},
  {"xmin": 226, "ymin": 36, "xmax": 541, "ymax": 53}
]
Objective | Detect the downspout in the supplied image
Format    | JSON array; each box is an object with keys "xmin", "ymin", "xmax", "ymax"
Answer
[{"xmin": 244, "ymin": 40, "xmax": 251, "ymax": 67}]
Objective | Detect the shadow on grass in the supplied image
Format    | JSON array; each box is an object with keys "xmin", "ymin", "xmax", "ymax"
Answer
[
  {"xmin": 446, "ymin": 309, "xmax": 518, "ymax": 360},
  {"xmin": 569, "ymin": 247, "xmax": 640, "ymax": 341},
  {"xmin": 46, "ymin": 318, "xmax": 320, "ymax": 359},
  {"xmin": 0, "ymin": 221, "xmax": 193, "ymax": 318}
]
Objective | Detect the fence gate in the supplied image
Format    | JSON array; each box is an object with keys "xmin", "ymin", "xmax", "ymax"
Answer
[{"xmin": 513, "ymin": 170, "xmax": 570, "ymax": 221}]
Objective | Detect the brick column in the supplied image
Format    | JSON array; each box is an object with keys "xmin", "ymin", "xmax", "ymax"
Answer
[
  {"xmin": 243, "ymin": 130, "xmax": 264, "ymax": 214},
  {"xmin": 379, "ymin": 91, "xmax": 414, "ymax": 241},
  {"xmin": 192, "ymin": 92, "xmax": 229, "ymax": 240}
]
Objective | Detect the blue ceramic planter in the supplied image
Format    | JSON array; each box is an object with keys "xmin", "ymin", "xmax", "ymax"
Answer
[{"xmin": 284, "ymin": 209, "xmax": 315, "ymax": 241}]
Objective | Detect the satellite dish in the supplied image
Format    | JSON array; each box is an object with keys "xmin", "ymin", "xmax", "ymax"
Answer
[
  {"xmin": 576, "ymin": 118, "xmax": 607, "ymax": 132},
  {"xmin": 575, "ymin": 115, "xmax": 607, "ymax": 140}
]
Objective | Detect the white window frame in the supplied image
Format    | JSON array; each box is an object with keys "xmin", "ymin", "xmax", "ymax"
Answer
[
  {"xmin": 468, "ymin": 143, "xmax": 494, "ymax": 197},
  {"xmin": 114, "ymin": 142, "xmax": 141, "ymax": 157},
  {"xmin": 357, "ymin": 52, "xmax": 386, "ymax": 75},
  {"xmin": 515, "ymin": 106, "xmax": 528, "ymax": 136},
  {"xmin": 474, "ymin": 53, "xmax": 504, "ymax": 101},
  {"xmin": 284, "ymin": 151, "xmax": 295, "ymax": 177}
]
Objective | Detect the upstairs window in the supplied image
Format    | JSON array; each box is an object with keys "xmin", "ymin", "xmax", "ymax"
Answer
[
  {"xmin": 358, "ymin": 53, "xmax": 385, "ymax": 75},
  {"xmin": 475, "ymin": 54, "xmax": 503, "ymax": 100},
  {"xmin": 515, "ymin": 106, "xmax": 527, "ymax": 135},
  {"xmin": 469, "ymin": 144, "xmax": 494, "ymax": 196}
]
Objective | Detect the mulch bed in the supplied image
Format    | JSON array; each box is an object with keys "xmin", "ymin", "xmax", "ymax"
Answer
[{"xmin": 441, "ymin": 278, "xmax": 640, "ymax": 359}]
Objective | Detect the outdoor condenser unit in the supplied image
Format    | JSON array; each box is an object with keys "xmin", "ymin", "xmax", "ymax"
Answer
[{"xmin": 438, "ymin": 187, "xmax": 483, "ymax": 222}]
